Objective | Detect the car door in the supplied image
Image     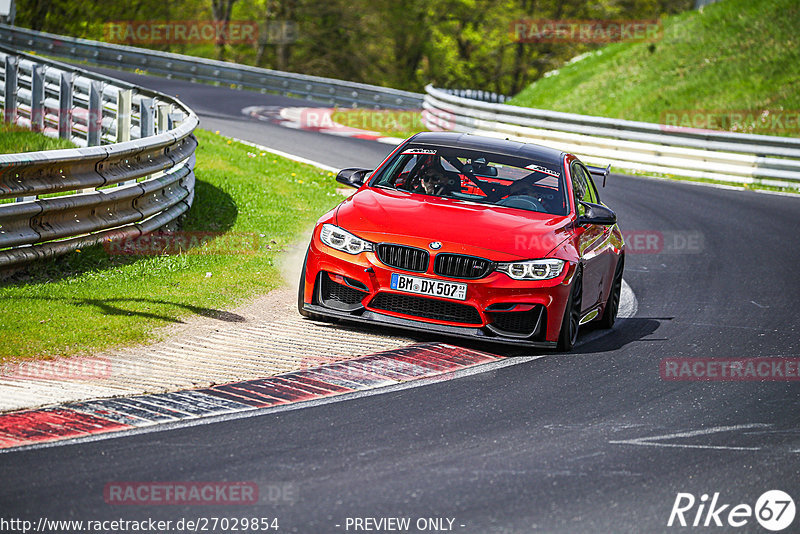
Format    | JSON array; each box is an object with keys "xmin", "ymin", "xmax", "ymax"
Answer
[
  {"xmin": 571, "ymin": 162, "xmax": 606, "ymax": 313},
  {"xmin": 581, "ymin": 164, "xmax": 618, "ymax": 309}
]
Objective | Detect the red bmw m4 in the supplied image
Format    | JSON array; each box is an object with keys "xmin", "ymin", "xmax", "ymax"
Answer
[{"xmin": 299, "ymin": 132, "xmax": 624, "ymax": 351}]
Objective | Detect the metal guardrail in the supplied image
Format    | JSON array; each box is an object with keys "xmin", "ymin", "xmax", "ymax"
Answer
[
  {"xmin": 0, "ymin": 23, "xmax": 424, "ymax": 110},
  {"xmin": 422, "ymin": 85, "xmax": 800, "ymax": 189},
  {"xmin": 436, "ymin": 88, "xmax": 509, "ymax": 105},
  {"xmin": 0, "ymin": 46, "xmax": 198, "ymax": 269}
]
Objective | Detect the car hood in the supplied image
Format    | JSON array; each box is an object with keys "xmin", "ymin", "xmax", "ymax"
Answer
[{"xmin": 334, "ymin": 187, "xmax": 572, "ymax": 260}]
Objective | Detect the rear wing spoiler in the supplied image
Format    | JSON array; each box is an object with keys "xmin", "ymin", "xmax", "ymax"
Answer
[{"xmin": 587, "ymin": 164, "xmax": 611, "ymax": 187}]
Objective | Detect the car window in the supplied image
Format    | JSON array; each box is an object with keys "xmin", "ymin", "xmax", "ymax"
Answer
[
  {"xmin": 581, "ymin": 164, "xmax": 601, "ymax": 203},
  {"xmin": 371, "ymin": 145, "xmax": 568, "ymax": 216},
  {"xmin": 571, "ymin": 162, "xmax": 597, "ymax": 215}
]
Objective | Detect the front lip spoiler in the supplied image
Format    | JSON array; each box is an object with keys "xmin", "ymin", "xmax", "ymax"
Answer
[{"xmin": 302, "ymin": 303, "xmax": 557, "ymax": 349}]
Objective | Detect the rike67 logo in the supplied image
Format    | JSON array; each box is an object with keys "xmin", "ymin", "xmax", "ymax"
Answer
[{"xmin": 668, "ymin": 490, "xmax": 795, "ymax": 531}]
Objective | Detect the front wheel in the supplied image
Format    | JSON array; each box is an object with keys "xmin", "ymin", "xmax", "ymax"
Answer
[{"xmin": 557, "ymin": 267, "xmax": 583, "ymax": 352}]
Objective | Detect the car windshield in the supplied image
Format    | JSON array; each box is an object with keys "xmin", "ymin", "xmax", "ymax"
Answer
[{"xmin": 372, "ymin": 145, "xmax": 568, "ymax": 216}]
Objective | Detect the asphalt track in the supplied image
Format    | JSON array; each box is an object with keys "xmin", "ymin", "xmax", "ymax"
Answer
[{"xmin": 2, "ymin": 68, "xmax": 800, "ymax": 533}]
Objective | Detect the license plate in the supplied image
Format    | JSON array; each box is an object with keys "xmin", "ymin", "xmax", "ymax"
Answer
[{"xmin": 390, "ymin": 273, "xmax": 467, "ymax": 301}]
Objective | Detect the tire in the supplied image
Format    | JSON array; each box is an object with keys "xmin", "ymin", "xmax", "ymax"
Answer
[
  {"xmin": 557, "ymin": 267, "xmax": 583, "ymax": 352},
  {"xmin": 297, "ymin": 248, "xmax": 328, "ymax": 321},
  {"xmin": 599, "ymin": 256, "xmax": 624, "ymax": 329}
]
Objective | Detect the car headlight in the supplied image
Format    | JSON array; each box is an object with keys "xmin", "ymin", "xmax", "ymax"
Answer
[
  {"xmin": 319, "ymin": 224, "xmax": 374, "ymax": 255},
  {"xmin": 496, "ymin": 259, "xmax": 566, "ymax": 280}
]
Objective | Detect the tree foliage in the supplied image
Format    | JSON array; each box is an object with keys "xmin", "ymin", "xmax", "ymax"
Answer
[{"xmin": 15, "ymin": 0, "xmax": 691, "ymax": 95}]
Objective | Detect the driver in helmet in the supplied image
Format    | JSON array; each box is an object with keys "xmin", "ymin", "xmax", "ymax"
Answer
[
  {"xmin": 410, "ymin": 164, "xmax": 453, "ymax": 196},
  {"xmin": 420, "ymin": 167, "xmax": 450, "ymax": 195}
]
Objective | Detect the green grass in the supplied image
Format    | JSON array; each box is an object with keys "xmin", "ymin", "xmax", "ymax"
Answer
[
  {"xmin": 509, "ymin": 0, "xmax": 800, "ymax": 137},
  {"xmin": 0, "ymin": 121, "xmax": 78, "ymax": 153},
  {"xmin": 0, "ymin": 130, "xmax": 343, "ymax": 361},
  {"xmin": 0, "ymin": 123, "xmax": 79, "ymax": 204}
]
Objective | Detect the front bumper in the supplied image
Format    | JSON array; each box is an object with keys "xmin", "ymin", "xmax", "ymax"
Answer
[
  {"xmin": 302, "ymin": 302, "xmax": 557, "ymax": 349},
  {"xmin": 301, "ymin": 237, "xmax": 573, "ymax": 348}
]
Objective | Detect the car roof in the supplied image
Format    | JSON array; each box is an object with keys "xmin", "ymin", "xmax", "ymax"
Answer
[{"xmin": 407, "ymin": 132, "xmax": 566, "ymax": 167}]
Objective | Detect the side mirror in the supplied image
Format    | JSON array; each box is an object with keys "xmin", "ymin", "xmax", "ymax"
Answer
[
  {"xmin": 336, "ymin": 168, "xmax": 372, "ymax": 188},
  {"xmin": 577, "ymin": 201, "xmax": 617, "ymax": 226}
]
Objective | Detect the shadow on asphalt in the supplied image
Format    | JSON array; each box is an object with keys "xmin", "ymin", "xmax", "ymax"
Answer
[
  {"xmin": 569, "ymin": 317, "xmax": 673, "ymax": 355},
  {"xmin": 301, "ymin": 315, "xmax": 675, "ymax": 359}
]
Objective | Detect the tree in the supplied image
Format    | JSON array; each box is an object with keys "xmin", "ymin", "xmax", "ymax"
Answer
[
  {"xmin": 211, "ymin": 0, "xmax": 238, "ymax": 60},
  {"xmin": 14, "ymin": 0, "xmax": 694, "ymax": 94}
]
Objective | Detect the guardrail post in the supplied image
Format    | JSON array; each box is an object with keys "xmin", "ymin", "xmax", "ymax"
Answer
[
  {"xmin": 156, "ymin": 103, "xmax": 170, "ymax": 134},
  {"xmin": 3, "ymin": 55, "xmax": 18, "ymax": 124},
  {"xmin": 81, "ymin": 81, "xmax": 104, "ymax": 193},
  {"xmin": 87, "ymin": 80, "xmax": 102, "ymax": 147},
  {"xmin": 116, "ymin": 89, "xmax": 132, "ymax": 143},
  {"xmin": 139, "ymin": 97, "xmax": 155, "ymax": 139},
  {"xmin": 58, "ymin": 71, "xmax": 73, "ymax": 140},
  {"xmin": 116, "ymin": 89, "xmax": 133, "ymax": 186},
  {"xmin": 15, "ymin": 60, "xmax": 37, "ymax": 202},
  {"xmin": 30, "ymin": 63, "xmax": 45, "ymax": 132}
]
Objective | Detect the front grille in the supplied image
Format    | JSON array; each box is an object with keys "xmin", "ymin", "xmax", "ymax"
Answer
[
  {"xmin": 376, "ymin": 243, "xmax": 429, "ymax": 272},
  {"xmin": 320, "ymin": 273, "xmax": 367, "ymax": 310},
  {"xmin": 434, "ymin": 253, "xmax": 493, "ymax": 279},
  {"xmin": 369, "ymin": 293, "xmax": 482, "ymax": 325},
  {"xmin": 489, "ymin": 306, "xmax": 544, "ymax": 337}
]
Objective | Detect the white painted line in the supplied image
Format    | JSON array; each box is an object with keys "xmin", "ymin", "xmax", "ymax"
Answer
[
  {"xmin": 227, "ymin": 136, "xmax": 339, "ymax": 173},
  {"xmin": 376, "ymin": 137, "xmax": 404, "ymax": 145},
  {"xmin": 619, "ymin": 279, "xmax": 637, "ymax": 319},
  {"xmin": 571, "ymin": 279, "xmax": 637, "ymax": 348},
  {"xmin": 624, "ymin": 172, "xmax": 800, "ymax": 199},
  {"xmin": 609, "ymin": 423, "xmax": 771, "ymax": 451}
]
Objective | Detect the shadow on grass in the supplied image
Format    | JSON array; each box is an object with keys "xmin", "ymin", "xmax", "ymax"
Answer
[
  {"xmin": 0, "ymin": 180, "xmax": 238, "ymax": 287},
  {"xmin": 0, "ymin": 295, "xmax": 246, "ymax": 324}
]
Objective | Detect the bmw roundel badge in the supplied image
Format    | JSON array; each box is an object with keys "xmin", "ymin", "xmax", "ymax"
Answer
[{"xmin": 429, "ymin": 241, "xmax": 442, "ymax": 250}]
